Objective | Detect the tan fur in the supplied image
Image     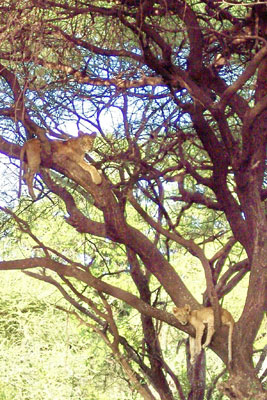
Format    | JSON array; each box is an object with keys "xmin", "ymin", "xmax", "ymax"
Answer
[
  {"xmin": 173, "ymin": 304, "xmax": 234, "ymax": 364},
  {"xmin": 18, "ymin": 138, "xmax": 41, "ymax": 199},
  {"xmin": 18, "ymin": 131, "xmax": 102, "ymax": 199}
]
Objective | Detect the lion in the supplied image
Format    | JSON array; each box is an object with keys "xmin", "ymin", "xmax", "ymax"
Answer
[
  {"xmin": 18, "ymin": 131, "xmax": 102, "ymax": 199},
  {"xmin": 173, "ymin": 304, "xmax": 234, "ymax": 364}
]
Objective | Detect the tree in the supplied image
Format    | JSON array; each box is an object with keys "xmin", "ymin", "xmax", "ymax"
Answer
[{"xmin": 0, "ymin": 1, "xmax": 266, "ymax": 399}]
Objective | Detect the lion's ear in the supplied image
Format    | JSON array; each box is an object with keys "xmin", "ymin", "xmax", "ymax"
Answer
[{"xmin": 185, "ymin": 304, "xmax": 191, "ymax": 312}]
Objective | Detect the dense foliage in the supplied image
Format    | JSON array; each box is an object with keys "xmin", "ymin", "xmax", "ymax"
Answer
[{"xmin": 0, "ymin": 1, "xmax": 266, "ymax": 399}]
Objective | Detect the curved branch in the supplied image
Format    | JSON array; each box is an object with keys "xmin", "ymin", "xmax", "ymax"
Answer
[
  {"xmin": 170, "ymin": 0, "xmax": 204, "ymax": 79},
  {"xmin": 0, "ymin": 256, "xmax": 184, "ymax": 330},
  {"xmin": 128, "ymin": 191, "xmax": 219, "ymax": 311},
  {"xmin": 0, "ymin": 136, "xmax": 20, "ymax": 158},
  {"xmin": 52, "ymin": 25, "xmax": 143, "ymax": 63},
  {"xmin": 24, "ymin": 270, "xmax": 105, "ymax": 325},
  {"xmin": 216, "ymin": 259, "xmax": 250, "ymax": 298},
  {"xmin": 171, "ymin": 174, "xmax": 222, "ymax": 210},
  {"xmin": 0, "ymin": 62, "xmax": 23, "ymax": 103},
  {"xmin": 217, "ymin": 45, "xmax": 267, "ymax": 111},
  {"xmin": 41, "ymin": 170, "xmax": 106, "ymax": 236},
  {"xmin": 0, "ymin": 64, "xmax": 47, "ymax": 140}
]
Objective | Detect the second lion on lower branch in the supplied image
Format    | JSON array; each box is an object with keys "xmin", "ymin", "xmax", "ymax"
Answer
[{"xmin": 173, "ymin": 304, "xmax": 234, "ymax": 365}]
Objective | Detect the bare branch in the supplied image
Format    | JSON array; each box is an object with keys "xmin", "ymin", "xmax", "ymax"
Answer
[{"xmin": 217, "ymin": 45, "xmax": 267, "ymax": 111}]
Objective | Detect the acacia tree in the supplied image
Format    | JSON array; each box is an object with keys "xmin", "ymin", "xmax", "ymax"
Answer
[{"xmin": 0, "ymin": 1, "xmax": 266, "ymax": 399}]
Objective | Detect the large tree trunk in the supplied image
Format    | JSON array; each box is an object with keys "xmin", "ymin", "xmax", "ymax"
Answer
[
  {"xmin": 219, "ymin": 368, "xmax": 266, "ymax": 400},
  {"xmin": 226, "ymin": 192, "xmax": 267, "ymax": 399}
]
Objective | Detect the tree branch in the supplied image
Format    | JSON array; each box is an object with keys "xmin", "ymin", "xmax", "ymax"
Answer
[
  {"xmin": 217, "ymin": 45, "xmax": 267, "ymax": 111},
  {"xmin": 0, "ymin": 256, "xmax": 187, "ymax": 331}
]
